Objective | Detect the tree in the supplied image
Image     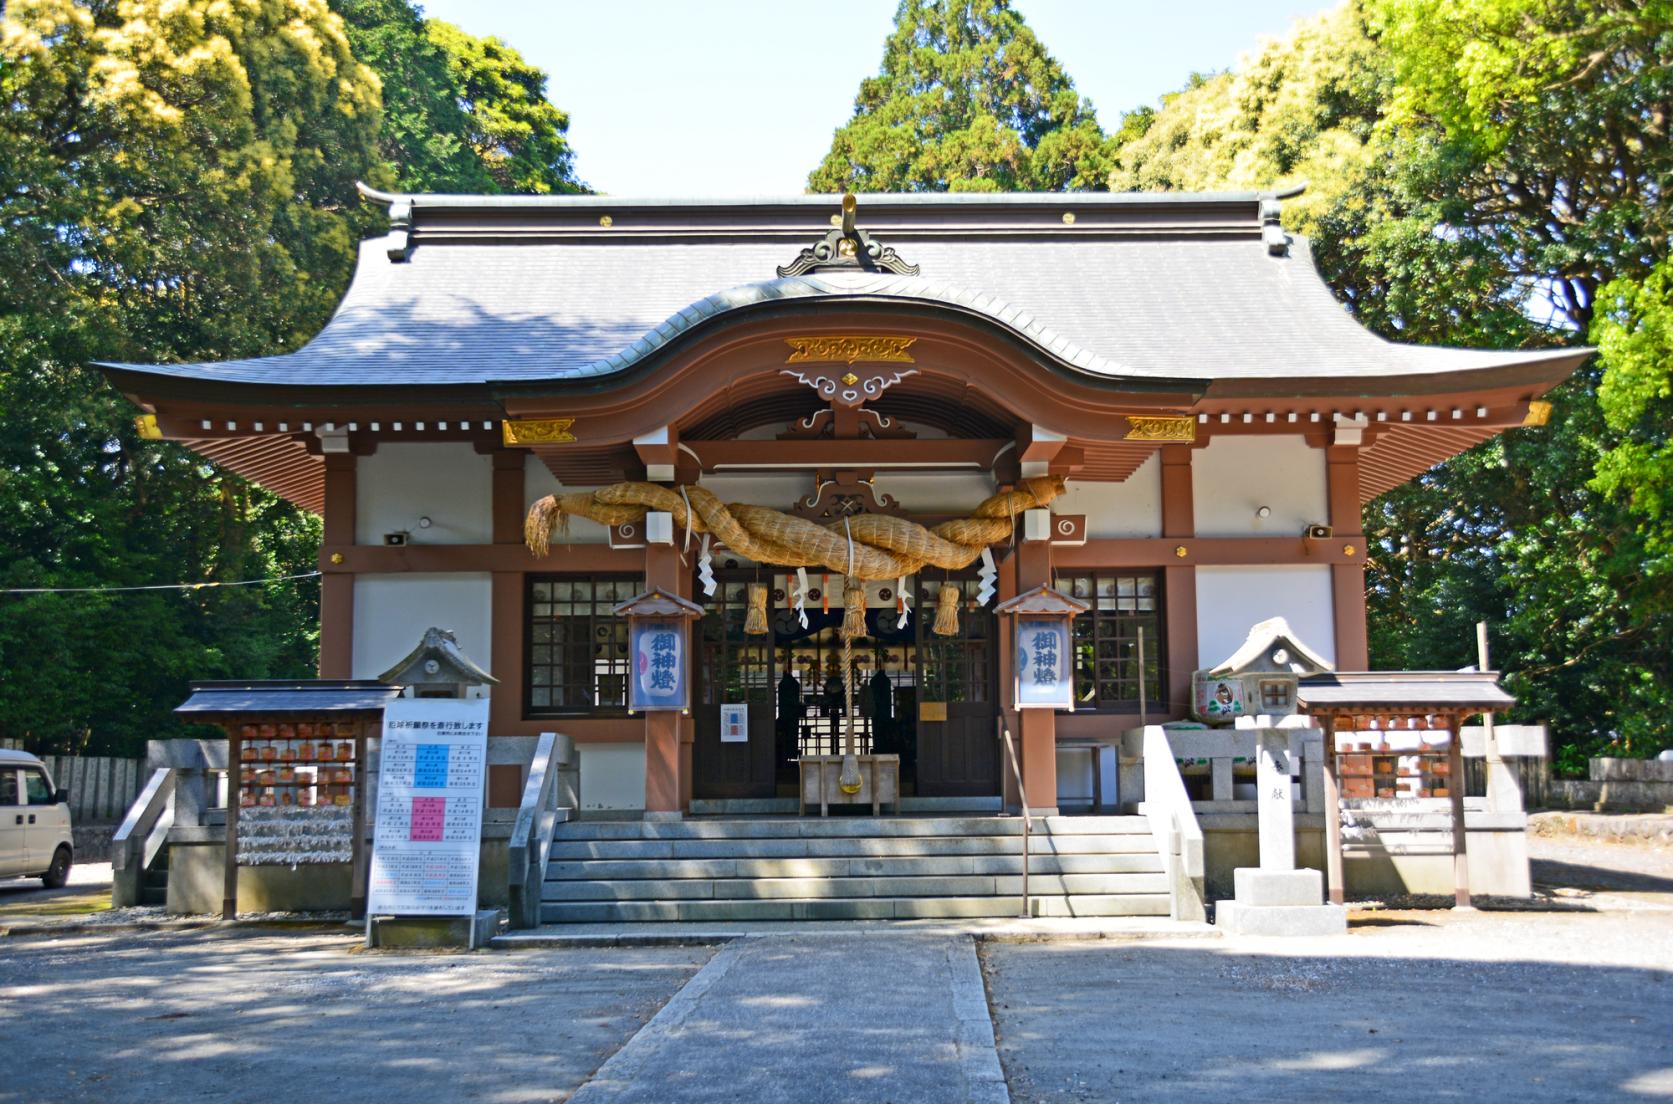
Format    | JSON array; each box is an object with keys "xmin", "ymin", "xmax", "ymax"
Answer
[
  {"xmin": 808, "ymin": 0, "xmax": 1113, "ymax": 193},
  {"xmin": 1106, "ymin": 0, "xmax": 1673, "ymax": 761},
  {"xmin": 333, "ymin": 1, "xmax": 587, "ymax": 194},
  {"xmin": 0, "ymin": 0, "xmax": 386, "ymax": 754}
]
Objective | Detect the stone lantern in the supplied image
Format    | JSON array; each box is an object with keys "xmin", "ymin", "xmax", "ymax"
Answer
[{"xmin": 378, "ymin": 627, "xmax": 498, "ymax": 699}]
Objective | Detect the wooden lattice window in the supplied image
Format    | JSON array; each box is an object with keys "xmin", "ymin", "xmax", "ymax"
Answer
[
  {"xmin": 1054, "ymin": 571, "xmax": 1164, "ymax": 710},
  {"xmin": 525, "ymin": 575, "xmax": 644, "ymax": 716}
]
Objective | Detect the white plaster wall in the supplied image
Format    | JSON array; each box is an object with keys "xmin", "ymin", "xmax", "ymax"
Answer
[
  {"xmin": 1056, "ymin": 456, "xmax": 1162, "ymax": 539},
  {"xmin": 577, "ymin": 743, "xmax": 645, "ymax": 810},
  {"xmin": 1195, "ymin": 566, "xmax": 1336, "ymax": 670},
  {"xmin": 357, "ymin": 443, "xmax": 492, "ymax": 545},
  {"xmin": 1192, "ymin": 436, "xmax": 1327, "ymax": 538},
  {"xmin": 524, "ymin": 456, "xmax": 610, "ymax": 544},
  {"xmin": 352, "ymin": 573, "xmax": 493, "ymax": 691},
  {"xmin": 872, "ymin": 473, "xmax": 996, "ymax": 514}
]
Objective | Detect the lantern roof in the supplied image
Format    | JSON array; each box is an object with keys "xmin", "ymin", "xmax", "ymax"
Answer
[
  {"xmin": 377, "ymin": 626, "xmax": 498, "ymax": 688},
  {"xmin": 1207, "ymin": 617, "xmax": 1334, "ymax": 676},
  {"xmin": 993, "ymin": 584, "xmax": 1089, "ymax": 616},
  {"xmin": 613, "ymin": 587, "xmax": 705, "ymax": 619}
]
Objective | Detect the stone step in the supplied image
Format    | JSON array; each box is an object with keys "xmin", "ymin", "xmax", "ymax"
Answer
[
  {"xmin": 547, "ymin": 832, "xmax": 1158, "ymax": 861},
  {"xmin": 545, "ymin": 851, "xmax": 1165, "ymax": 882},
  {"xmin": 553, "ymin": 815, "xmax": 1149, "ymax": 841},
  {"xmin": 685, "ymin": 796, "xmax": 1006, "ymax": 816},
  {"xmin": 539, "ymin": 893, "xmax": 1172, "ymax": 923},
  {"xmin": 543, "ymin": 872, "xmax": 1170, "ymax": 902}
]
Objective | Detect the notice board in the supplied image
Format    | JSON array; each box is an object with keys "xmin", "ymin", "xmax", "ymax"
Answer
[{"xmin": 368, "ymin": 698, "xmax": 489, "ymax": 916}]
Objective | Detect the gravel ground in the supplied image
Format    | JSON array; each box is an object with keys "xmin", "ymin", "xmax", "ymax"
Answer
[
  {"xmin": 985, "ymin": 833, "xmax": 1673, "ymax": 1103},
  {"xmin": 0, "ymin": 928, "xmax": 713, "ymax": 1104}
]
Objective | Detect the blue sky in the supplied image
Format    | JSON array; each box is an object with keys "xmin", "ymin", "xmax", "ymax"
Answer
[{"xmin": 414, "ymin": 0, "xmax": 1331, "ymax": 196}]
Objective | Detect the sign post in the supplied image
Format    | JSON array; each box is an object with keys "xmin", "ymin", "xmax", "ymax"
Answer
[{"xmin": 368, "ymin": 697, "xmax": 490, "ymax": 920}]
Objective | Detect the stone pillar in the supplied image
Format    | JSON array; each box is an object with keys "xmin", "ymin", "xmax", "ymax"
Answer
[
  {"xmin": 319, "ymin": 453, "xmax": 356, "ymax": 679},
  {"xmin": 1256, "ymin": 728, "xmax": 1297, "ymax": 869},
  {"xmin": 642, "ymin": 532, "xmax": 686, "ymax": 818},
  {"xmin": 1015, "ymin": 527, "xmax": 1057, "ymax": 815}
]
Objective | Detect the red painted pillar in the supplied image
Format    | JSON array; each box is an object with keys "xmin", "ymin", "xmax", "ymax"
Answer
[
  {"xmin": 643, "ymin": 540, "xmax": 686, "ymax": 816},
  {"xmin": 489, "ymin": 450, "xmax": 526, "ymax": 738},
  {"xmin": 1015, "ymin": 532, "xmax": 1058, "ymax": 815},
  {"xmin": 1326, "ymin": 446, "xmax": 1369, "ymax": 670},
  {"xmin": 1160, "ymin": 445, "xmax": 1198, "ymax": 715},
  {"xmin": 319, "ymin": 453, "xmax": 356, "ymax": 679}
]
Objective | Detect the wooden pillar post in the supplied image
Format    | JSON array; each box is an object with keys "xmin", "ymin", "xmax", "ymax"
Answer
[
  {"xmin": 319, "ymin": 454, "xmax": 357, "ymax": 679},
  {"xmin": 1326, "ymin": 446, "xmax": 1368, "ymax": 670},
  {"xmin": 1448, "ymin": 711, "xmax": 1472, "ymax": 908},
  {"xmin": 1160, "ymin": 445, "xmax": 1198, "ymax": 715},
  {"xmin": 350, "ymin": 720, "xmax": 369, "ymax": 919},
  {"xmin": 643, "ymin": 542, "xmax": 686, "ymax": 817},
  {"xmin": 489, "ymin": 451, "xmax": 526, "ymax": 740},
  {"xmin": 1016, "ymin": 532, "xmax": 1057, "ymax": 815},
  {"xmin": 1321, "ymin": 714, "xmax": 1345, "ymax": 905},
  {"xmin": 223, "ymin": 724, "xmax": 240, "ymax": 921}
]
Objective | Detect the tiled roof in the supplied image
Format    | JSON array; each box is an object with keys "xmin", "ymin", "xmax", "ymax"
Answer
[
  {"xmin": 175, "ymin": 680, "xmax": 403, "ymax": 716},
  {"xmin": 1295, "ymin": 672, "xmax": 1516, "ymax": 712},
  {"xmin": 98, "ymin": 192, "xmax": 1587, "ymax": 392}
]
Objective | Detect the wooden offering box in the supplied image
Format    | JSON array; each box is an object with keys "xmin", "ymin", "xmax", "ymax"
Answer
[{"xmin": 798, "ymin": 755, "xmax": 901, "ymax": 816}]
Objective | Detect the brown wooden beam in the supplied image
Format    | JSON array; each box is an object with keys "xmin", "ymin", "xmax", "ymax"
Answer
[{"xmin": 685, "ymin": 438, "xmax": 1010, "ymax": 471}]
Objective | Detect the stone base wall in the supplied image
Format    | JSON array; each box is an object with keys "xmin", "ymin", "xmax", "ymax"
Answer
[
  {"xmin": 163, "ymin": 832, "xmax": 510, "ymax": 916},
  {"xmin": 1542, "ymin": 758, "xmax": 1673, "ymax": 814}
]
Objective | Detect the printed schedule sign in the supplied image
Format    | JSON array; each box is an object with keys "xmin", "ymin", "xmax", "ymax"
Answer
[{"xmin": 368, "ymin": 698, "xmax": 489, "ymax": 916}]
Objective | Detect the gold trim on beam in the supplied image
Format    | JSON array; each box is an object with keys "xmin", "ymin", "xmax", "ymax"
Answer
[
  {"xmin": 1522, "ymin": 400, "xmax": 1553, "ymax": 427},
  {"xmin": 502, "ymin": 418, "xmax": 577, "ymax": 446},
  {"xmin": 134, "ymin": 414, "xmax": 163, "ymax": 440},
  {"xmin": 784, "ymin": 335, "xmax": 916, "ymax": 365},
  {"xmin": 1124, "ymin": 415, "xmax": 1196, "ymax": 443}
]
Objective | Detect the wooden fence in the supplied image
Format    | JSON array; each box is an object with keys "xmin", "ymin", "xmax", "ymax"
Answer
[{"xmin": 0, "ymin": 741, "xmax": 146, "ymax": 822}]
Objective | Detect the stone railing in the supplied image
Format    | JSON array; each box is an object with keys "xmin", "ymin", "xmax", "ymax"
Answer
[
  {"xmin": 1139, "ymin": 726, "xmax": 1205, "ymax": 922},
  {"xmin": 506, "ymin": 732, "xmax": 577, "ymax": 929}
]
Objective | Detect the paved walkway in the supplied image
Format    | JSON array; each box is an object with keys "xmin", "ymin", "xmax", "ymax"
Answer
[{"xmin": 569, "ymin": 934, "xmax": 1009, "ymax": 1104}]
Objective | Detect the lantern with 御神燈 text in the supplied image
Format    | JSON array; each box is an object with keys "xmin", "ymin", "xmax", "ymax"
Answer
[
  {"xmin": 613, "ymin": 589, "xmax": 705, "ymax": 713},
  {"xmin": 994, "ymin": 585, "xmax": 1089, "ymax": 711}
]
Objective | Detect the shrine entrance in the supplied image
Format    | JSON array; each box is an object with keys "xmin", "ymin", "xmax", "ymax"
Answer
[{"xmin": 691, "ymin": 570, "xmax": 999, "ymax": 802}]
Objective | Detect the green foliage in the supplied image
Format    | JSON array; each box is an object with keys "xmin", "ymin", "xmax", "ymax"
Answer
[
  {"xmin": 333, "ymin": 1, "xmax": 585, "ymax": 194},
  {"xmin": 808, "ymin": 0, "xmax": 1113, "ymax": 193},
  {"xmin": 0, "ymin": 0, "xmax": 582, "ymax": 757},
  {"xmin": 1105, "ymin": 0, "xmax": 1672, "ymax": 762}
]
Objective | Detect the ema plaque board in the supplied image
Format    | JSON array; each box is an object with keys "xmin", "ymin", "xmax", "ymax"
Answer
[{"xmin": 368, "ymin": 698, "xmax": 488, "ymax": 916}]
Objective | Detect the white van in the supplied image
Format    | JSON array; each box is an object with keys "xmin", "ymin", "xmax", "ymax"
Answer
[{"xmin": 0, "ymin": 749, "xmax": 73, "ymax": 888}]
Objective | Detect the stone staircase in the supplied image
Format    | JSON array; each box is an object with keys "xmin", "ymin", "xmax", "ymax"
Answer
[{"xmin": 540, "ymin": 815, "xmax": 1170, "ymax": 923}]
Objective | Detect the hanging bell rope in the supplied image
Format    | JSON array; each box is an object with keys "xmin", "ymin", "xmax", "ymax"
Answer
[
  {"xmin": 744, "ymin": 582, "xmax": 769, "ymax": 636},
  {"xmin": 524, "ymin": 476, "xmax": 1066, "ymax": 580},
  {"xmin": 933, "ymin": 584, "xmax": 961, "ymax": 637}
]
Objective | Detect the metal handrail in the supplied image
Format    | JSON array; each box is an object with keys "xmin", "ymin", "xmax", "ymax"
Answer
[{"xmin": 998, "ymin": 720, "xmax": 1032, "ymax": 919}]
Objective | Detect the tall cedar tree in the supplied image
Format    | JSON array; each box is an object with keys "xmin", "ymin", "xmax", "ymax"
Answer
[
  {"xmin": 809, "ymin": 0, "xmax": 1112, "ymax": 193},
  {"xmin": 0, "ymin": 0, "xmax": 582, "ymax": 755}
]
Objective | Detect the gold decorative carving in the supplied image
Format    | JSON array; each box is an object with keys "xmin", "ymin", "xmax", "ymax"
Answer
[
  {"xmin": 502, "ymin": 418, "xmax": 577, "ymax": 446},
  {"xmin": 1061, "ymin": 212, "xmax": 1076, "ymax": 225},
  {"xmin": 1125, "ymin": 415, "xmax": 1197, "ymax": 443},
  {"xmin": 133, "ymin": 414, "xmax": 163, "ymax": 440},
  {"xmin": 1522, "ymin": 400, "xmax": 1553, "ymax": 426},
  {"xmin": 785, "ymin": 335, "xmax": 916, "ymax": 365},
  {"xmin": 598, "ymin": 215, "xmax": 613, "ymax": 228},
  {"xmin": 840, "ymin": 372, "xmax": 859, "ymax": 386}
]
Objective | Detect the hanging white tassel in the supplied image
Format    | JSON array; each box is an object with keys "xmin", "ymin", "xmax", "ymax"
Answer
[
  {"xmin": 896, "ymin": 574, "xmax": 910, "ymax": 629},
  {"xmin": 793, "ymin": 566, "xmax": 810, "ymax": 629},
  {"xmin": 976, "ymin": 546, "xmax": 997, "ymax": 606},
  {"xmin": 697, "ymin": 533, "xmax": 716, "ymax": 596}
]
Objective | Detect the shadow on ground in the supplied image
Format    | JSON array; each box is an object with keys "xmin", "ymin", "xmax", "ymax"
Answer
[{"xmin": 983, "ymin": 940, "xmax": 1673, "ymax": 1103}]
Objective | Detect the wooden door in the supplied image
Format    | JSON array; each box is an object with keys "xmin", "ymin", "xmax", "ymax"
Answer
[
  {"xmin": 692, "ymin": 578, "xmax": 778, "ymax": 799},
  {"xmin": 914, "ymin": 581, "xmax": 999, "ymax": 796}
]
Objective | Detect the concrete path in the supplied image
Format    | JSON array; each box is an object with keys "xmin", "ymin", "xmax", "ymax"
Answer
[{"xmin": 570, "ymin": 934, "xmax": 1009, "ymax": 1104}]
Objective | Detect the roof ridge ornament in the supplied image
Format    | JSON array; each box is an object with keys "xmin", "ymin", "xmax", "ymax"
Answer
[{"xmin": 778, "ymin": 193, "xmax": 920, "ymax": 278}]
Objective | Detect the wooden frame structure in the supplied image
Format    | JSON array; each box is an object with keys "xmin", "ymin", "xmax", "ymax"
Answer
[
  {"xmin": 1296, "ymin": 671, "xmax": 1515, "ymax": 908},
  {"xmin": 175, "ymin": 681, "xmax": 403, "ymax": 920}
]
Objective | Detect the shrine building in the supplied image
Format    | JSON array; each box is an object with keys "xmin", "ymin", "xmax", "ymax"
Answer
[{"xmin": 102, "ymin": 188, "xmax": 1579, "ymax": 923}]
